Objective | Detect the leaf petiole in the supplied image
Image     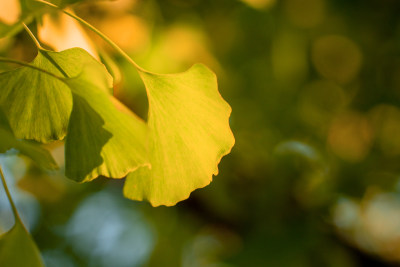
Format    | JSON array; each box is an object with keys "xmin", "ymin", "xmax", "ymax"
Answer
[
  {"xmin": 34, "ymin": 0, "xmax": 148, "ymax": 73},
  {"xmin": 22, "ymin": 23, "xmax": 44, "ymax": 50},
  {"xmin": 0, "ymin": 165, "xmax": 21, "ymax": 221}
]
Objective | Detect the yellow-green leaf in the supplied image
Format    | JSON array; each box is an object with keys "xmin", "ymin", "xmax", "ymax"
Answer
[
  {"xmin": 0, "ymin": 52, "xmax": 73, "ymax": 143},
  {"xmin": 0, "ymin": 219, "xmax": 44, "ymax": 267},
  {"xmin": 124, "ymin": 64, "xmax": 235, "ymax": 206}
]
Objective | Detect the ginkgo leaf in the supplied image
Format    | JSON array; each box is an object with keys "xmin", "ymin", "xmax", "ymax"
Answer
[
  {"xmin": 0, "ymin": 52, "xmax": 73, "ymax": 143},
  {"xmin": 0, "ymin": 167, "xmax": 45, "ymax": 267},
  {"xmin": 0, "ymin": 219, "xmax": 44, "ymax": 267},
  {"xmin": 45, "ymin": 48, "xmax": 149, "ymax": 182},
  {"xmin": 0, "ymin": 109, "xmax": 58, "ymax": 170},
  {"xmin": 0, "ymin": 45, "xmax": 115, "ymax": 144},
  {"xmin": 123, "ymin": 64, "xmax": 235, "ymax": 206}
]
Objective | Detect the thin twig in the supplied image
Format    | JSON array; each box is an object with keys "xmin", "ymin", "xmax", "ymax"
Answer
[
  {"xmin": 0, "ymin": 165, "xmax": 22, "ymax": 221},
  {"xmin": 34, "ymin": 0, "xmax": 148, "ymax": 72},
  {"xmin": 22, "ymin": 23, "xmax": 44, "ymax": 50}
]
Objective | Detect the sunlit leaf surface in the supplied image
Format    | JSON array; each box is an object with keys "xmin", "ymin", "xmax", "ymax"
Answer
[
  {"xmin": 124, "ymin": 64, "xmax": 235, "ymax": 206},
  {"xmin": 0, "ymin": 52, "xmax": 73, "ymax": 143},
  {"xmin": 0, "ymin": 46, "xmax": 108, "ymax": 144}
]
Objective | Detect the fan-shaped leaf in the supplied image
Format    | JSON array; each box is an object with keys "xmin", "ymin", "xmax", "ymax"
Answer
[
  {"xmin": 0, "ymin": 51, "xmax": 73, "ymax": 143},
  {"xmin": 124, "ymin": 64, "xmax": 235, "ymax": 206},
  {"xmin": 0, "ymin": 219, "xmax": 44, "ymax": 267}
]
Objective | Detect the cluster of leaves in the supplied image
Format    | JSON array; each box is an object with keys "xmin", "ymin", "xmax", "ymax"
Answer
[
  {"xmin": 0, "ymin": 0, "xmax": 234, "ymax": 265},
  {"xmin": 0, "ymin": 0, "xmax": 234, "ymax": 205}
]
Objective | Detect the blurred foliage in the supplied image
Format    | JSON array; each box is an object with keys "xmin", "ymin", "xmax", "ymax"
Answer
[{"xmin": 2, "ymin": 0, "xmax": 400, "ymax": 266}]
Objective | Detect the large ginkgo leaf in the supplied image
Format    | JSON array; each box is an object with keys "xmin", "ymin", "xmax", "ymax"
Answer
[
  {"xmin": 124, "ymin": 64, "xmax": 235, "ymax": 206},
  {"xmin": 0, "ymin": 52, "xmax": 73, "ymax": 143},
  {"xmin": 50, "ymin": 48, "xmax": 149, "ymax": 182}
]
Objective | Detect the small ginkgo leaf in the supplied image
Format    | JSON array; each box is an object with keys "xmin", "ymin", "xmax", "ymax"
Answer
[
  {"xmin": 0, "ymin": 167, "xmax": 45, "ymax": 267},
  {"xmin": 0, "ymin": 109, "xmax": 58, "ymax": 170},
  {"xmin": 124, "ymin": 64, "xmax": 235, "ymax": 206},
  {"xmin": 0, "ymin": 219, "xmax": 44, "ymax": 267},
  {"xmin": 0, "ymin": 51, "xmax": 73, "ymax": 143},
  {"xmin": 54, "ymin": 48, "xmax": 148, "ymax": 182}
]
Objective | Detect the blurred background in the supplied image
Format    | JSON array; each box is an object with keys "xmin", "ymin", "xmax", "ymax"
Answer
[{"xmin": 2, "ymin": 0, "xmax": 400, "ymax": 266}]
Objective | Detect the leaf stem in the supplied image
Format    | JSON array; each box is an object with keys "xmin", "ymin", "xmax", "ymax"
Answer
[
  {"xmin": 0, "ymin": 57, "xmax": 64, "ymax": 80},
  {"xmin": 34, "ymin": 0, "xmax": 148, "ymax": 72},
  {"xmin": 0, "ymin": 165, "xmax": 22, "ymax": 221},
  {"xmin": 22, "ymin": 23, "xmax": 44, "ymax": 50}
]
